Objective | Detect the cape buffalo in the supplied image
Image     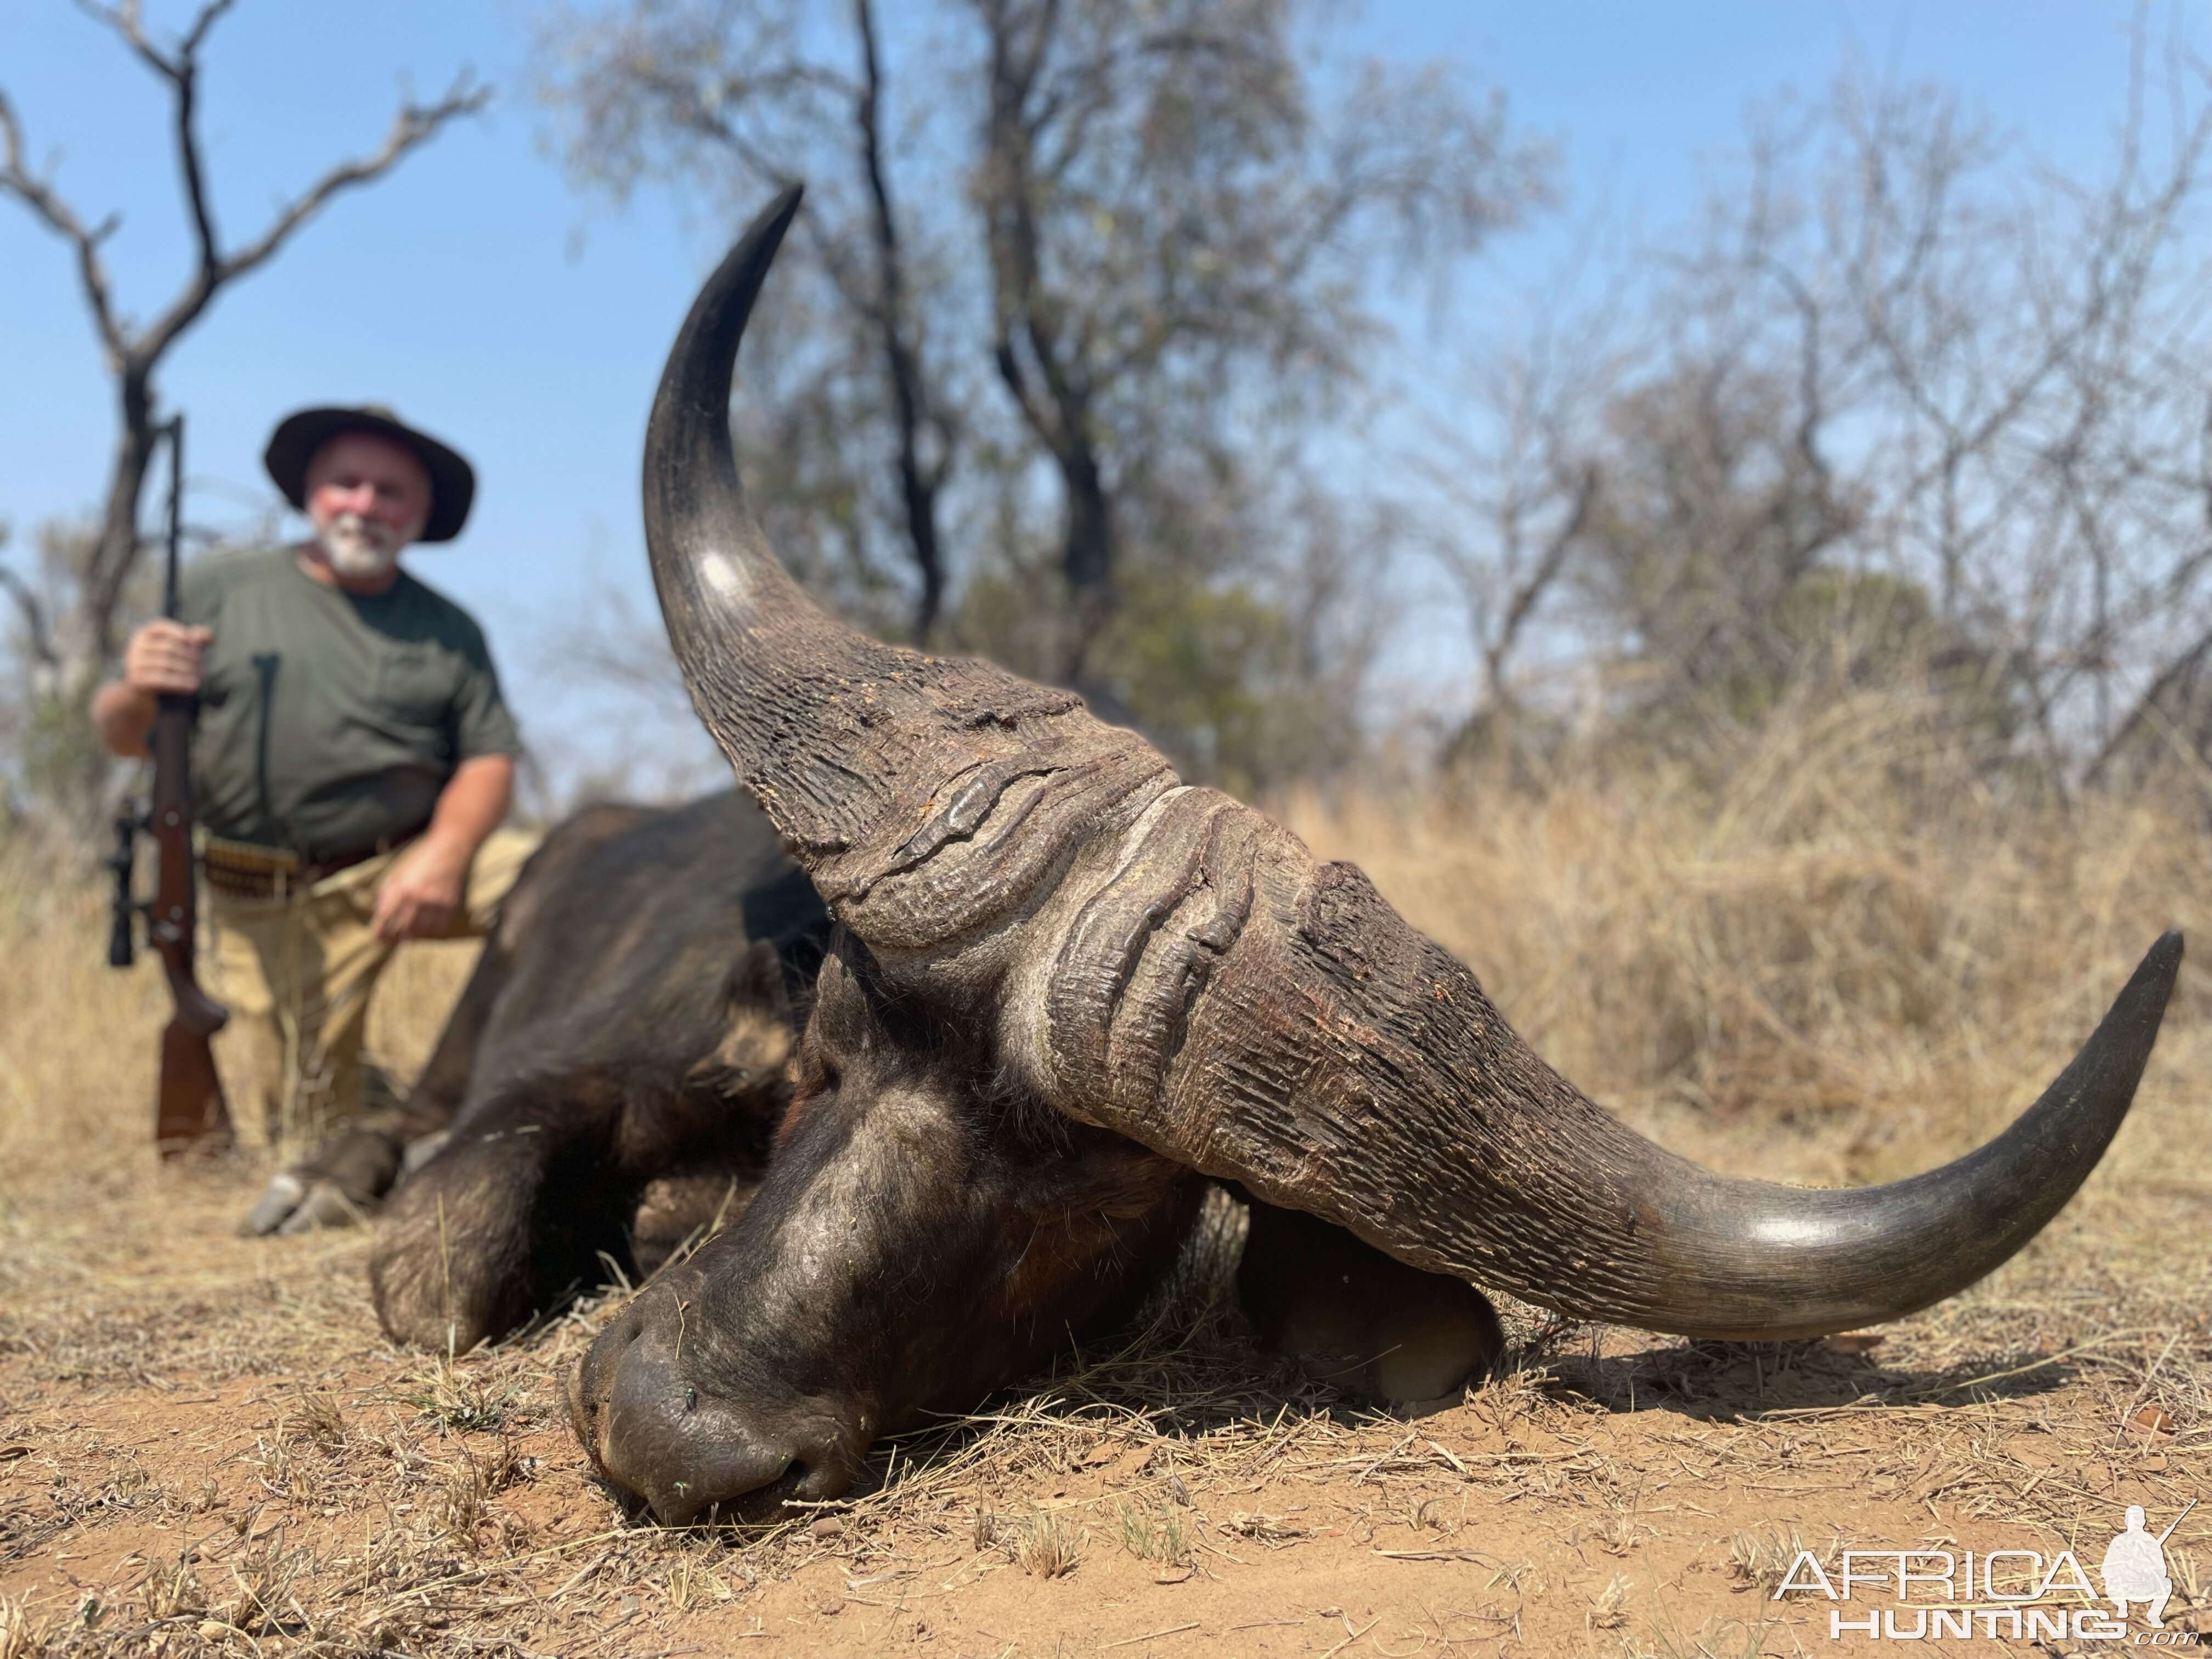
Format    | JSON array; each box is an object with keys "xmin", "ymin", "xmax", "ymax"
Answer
[
  {"xmin": 562, "ymin": 189, "xmax": 2179, "ymax": 1526},
  {"xmin": 248, "ymin": 791, "xmax": 833, "ymax": 1353},
  {"xmin": 253, "ymin": 791, "xmax": 1498, "ymax": 1395}
]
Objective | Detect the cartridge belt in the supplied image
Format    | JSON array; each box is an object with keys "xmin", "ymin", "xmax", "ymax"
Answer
[{"xmin": 202, "ymin": 833, "xmax": 410, "ymax": 900}]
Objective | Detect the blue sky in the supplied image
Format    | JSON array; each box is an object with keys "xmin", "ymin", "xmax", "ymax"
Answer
[{"xmin": 0, "ymin": 1, "xmax": 2191, "ymax": 788}]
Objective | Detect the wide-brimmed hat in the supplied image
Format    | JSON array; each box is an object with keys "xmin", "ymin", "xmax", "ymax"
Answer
[{"xmin": 263, "ymin": 404, "xmax": 476, "ymax": 544}]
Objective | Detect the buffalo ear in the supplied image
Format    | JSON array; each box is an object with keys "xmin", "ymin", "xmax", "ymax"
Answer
[
  {"xmin": 699, "ymin": 939, "xmax": 802, "ymax": 1092},
  {"xmin": 721, "ymin": 939, "xmax": 791, "ymax": 1021}
]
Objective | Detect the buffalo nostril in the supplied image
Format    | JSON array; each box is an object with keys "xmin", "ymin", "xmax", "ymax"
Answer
[{"xmin": 774, "ymin": 1458, "xmax": 809, "ymax": 1504}]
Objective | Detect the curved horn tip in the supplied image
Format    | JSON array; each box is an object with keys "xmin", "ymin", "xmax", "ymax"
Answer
[
  {"xmin": 748, "ymin": 182, "xmax": 805, "ymax": 252},
  {"xmin": 693, "ymin": 182, "xmax": 806, "ymax": 356},
  {"xmin": 643, "ymin": 179, "xmax": 810, "ymax": 556},
  {"xmin": 2117, "ymin": 929, "xmax": 2184, "ymax": 1026},
  {"xmin": 2146, "ymin": 927, "xmax": 2183, "ymax": 977}
]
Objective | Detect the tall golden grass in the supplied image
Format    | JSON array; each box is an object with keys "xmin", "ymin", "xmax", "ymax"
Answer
[{"xmin": 0, "ymin": 847, "xmax": 475, "ymax": 1293}]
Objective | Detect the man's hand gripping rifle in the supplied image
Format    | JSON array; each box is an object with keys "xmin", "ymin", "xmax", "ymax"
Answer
[{"xmin": 108, "ymin": 414, "xmax": 234, "ymax": 1155}]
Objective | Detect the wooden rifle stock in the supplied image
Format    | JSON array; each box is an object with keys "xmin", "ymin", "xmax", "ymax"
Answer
[
  {"xmin": 148, "ymin": 682, "xmax": 232, "ymax": 1154},
  {"xmin": 115, "ymin": 414, "xmax": 233, "ymax": 1156}
]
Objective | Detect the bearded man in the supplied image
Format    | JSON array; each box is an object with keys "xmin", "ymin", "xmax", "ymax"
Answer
[{"xmin": 91, "ymin": 407, "xmax": 534, "ymax": 1226}]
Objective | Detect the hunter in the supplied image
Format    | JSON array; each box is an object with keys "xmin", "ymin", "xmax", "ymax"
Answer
[{"xmin": 91, "ymin": 406, "xmax": 534, "ymax": 1220}]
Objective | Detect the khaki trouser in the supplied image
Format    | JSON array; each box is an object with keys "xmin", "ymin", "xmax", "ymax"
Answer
[{"xmin": 208, "ymin": 828, "xmax": 540, "ymax": 1155}]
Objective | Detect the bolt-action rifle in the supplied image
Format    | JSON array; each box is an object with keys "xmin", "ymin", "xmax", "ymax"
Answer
[{"xmin": 107, "ymin": 414, "xmax": 233, "ymax": 1155}]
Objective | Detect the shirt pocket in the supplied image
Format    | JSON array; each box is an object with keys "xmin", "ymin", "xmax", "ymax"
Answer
[{"xmin": 376, "ymin": 645, "xmax": 460, "ymax": 733}]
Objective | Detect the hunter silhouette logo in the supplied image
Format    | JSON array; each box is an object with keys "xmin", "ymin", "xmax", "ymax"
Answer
[
  {"xmin": 2104, "ymin": 1501, "xmax": 2196, "ymax": 1629},
  {"xmin": 1771, "ymin": 1499, "xmax": 2202, "ymax": 1643}
]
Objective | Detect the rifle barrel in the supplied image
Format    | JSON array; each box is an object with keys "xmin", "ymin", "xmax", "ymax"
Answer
[
  {"xmin": 163, "ymin": 415, "xmax": 184, "ymax": 618},
  {"xmin": 2155, "ymin": 1497, "xmax": 2197, "ymax": 1545}
]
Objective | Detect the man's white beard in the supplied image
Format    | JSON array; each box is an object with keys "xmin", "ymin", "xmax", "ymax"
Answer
[{"xmin": 320, "ymin": 513, "xmax": 401, "ymax": 580}]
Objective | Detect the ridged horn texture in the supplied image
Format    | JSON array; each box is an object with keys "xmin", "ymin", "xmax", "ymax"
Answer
[{"xmin": 647, "ymin": 188, "xmax": 2183, "ymax": 1340}]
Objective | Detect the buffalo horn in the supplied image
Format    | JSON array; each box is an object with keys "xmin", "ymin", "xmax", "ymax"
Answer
[{"xmin": 646, "ymin": 188, "xmax": 2182, "ymax": 1340}]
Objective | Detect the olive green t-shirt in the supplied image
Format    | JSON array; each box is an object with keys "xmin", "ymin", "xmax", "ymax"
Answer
[{"xmin": 177, "ymin": 548, "xmax": 521, "ymax": 860}]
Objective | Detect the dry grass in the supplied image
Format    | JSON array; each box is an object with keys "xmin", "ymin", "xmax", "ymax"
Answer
[
  {"xmin": 2, "ymin": 691, "xmax": 2208, "ymax": 1655},
  {"xmin": 1290, "ymin": 688, "xmax": 2212, "ymax": 1180}
]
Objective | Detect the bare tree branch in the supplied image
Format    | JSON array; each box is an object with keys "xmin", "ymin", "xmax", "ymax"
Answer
[
  {"xmin": 1481, "ymin": 461, "xmax": 1598, "ymax": 707},
  {"xmin": 850, "ymin": 0, "xmax": 951, "ymax": 641},
  {"xmin": 0, "ymin": 89, "xmax": 126, "ymax": 363},
  {"xmin": 71, "ymin": 3, "xmax": 243, "ymax": 265},
  {"xmin": 0, "ymin": 563, "xmax": 58, "ymax": 675},
  {"xmin": 137, "ymin": 71, "xmax": 489, "ymax": 368}
]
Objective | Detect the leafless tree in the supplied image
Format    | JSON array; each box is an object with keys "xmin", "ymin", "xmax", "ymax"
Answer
[
  {"xmin": 969, "ymin": 0, "xmax": 1546, "ymax": 686},
  {"xmin": 1427, "ymin": 26, "xmax": 2212, "ymax": 786},
  {"xmin": 0, "ymin": 0, "xmax": 486, "ymax": 702},
  {"xmin": 1418, "ymin": 286, "xmax": 1617, "ymax": 736},
  {"xmin": 1790, "ymin": 51, "xmax": 2212, "ymax": 775}
]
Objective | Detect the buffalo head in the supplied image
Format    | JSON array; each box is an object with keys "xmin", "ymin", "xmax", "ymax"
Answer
[{"xmin": 568, "ymin": 187, "xmax": 2180, "ymax": 1523}]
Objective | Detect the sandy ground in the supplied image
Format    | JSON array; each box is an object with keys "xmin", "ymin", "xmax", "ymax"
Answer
[{"xmin": 1, "ymin": 1143, "xmax": 2205, "ymax": 1658}]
